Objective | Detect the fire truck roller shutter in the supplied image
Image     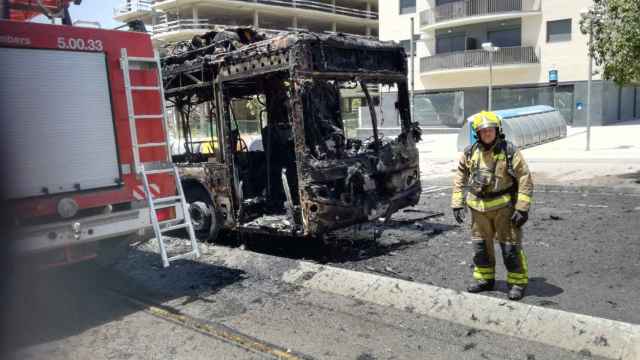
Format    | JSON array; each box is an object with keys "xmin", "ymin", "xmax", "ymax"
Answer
[{"xmin": 0, "ymin": 47, "xmax": 121, "ymax": 199}]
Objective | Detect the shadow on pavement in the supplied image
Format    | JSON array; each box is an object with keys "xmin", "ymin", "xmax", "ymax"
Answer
[
  {"xmin": 218, "ymin": 220, "xmax": 458, "ymax": 265},
  {"xmin": 492, "ymin": 277, "xmax": 564, "ymax": 299},
  {"xmin": 526, "ymin": 277, "xmax": 565, "ymax": 298},
  {"xmin": 5, "ymin": 248, "xmax": 246, "ymax": 351}
]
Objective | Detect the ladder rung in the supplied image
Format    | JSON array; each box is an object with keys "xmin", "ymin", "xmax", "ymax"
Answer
[
  {"xmin": 168, "ymin": 251, "xmax": 199, "ymax": 262},
  {"xmin": 144, "ymin": 167, "xmax": 175, "ymax": 175},
  {"xmin": 158, "ymin": 218, "xmax": 180, "ymax": 227},
  {"xmin": 127, "ymin": 56, "xmax": 157, "ymax": 63},
  {"xmin": 131, "ymin": 86, "xmax": 161, "ymax": 91},
  {"xmin": 153, "ymin": 195, "xmax": 181, "ymax": 204},
  {"xmin": 134, "ymin": 114, "xmax": 164, "ymax": 120},
  {"xmin": 161, "ymin": 223, "xmax": 188, "ymax": 233},
  {"xmin": 137, "ymin": 142, "xmax": 167, "ymax": 148},
  {"xmin": 154, "ymin": 202, "xmax": 179, "ymax": 210}
]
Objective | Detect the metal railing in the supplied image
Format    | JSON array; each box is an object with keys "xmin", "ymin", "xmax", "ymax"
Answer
[
  {"xmin": 151, "ymin": 19, "xmax": 214, "ymax": 35},
  {"xmin": 237, "ymin": 0, "xmax": 378, "ymax": 20},
  {"xmin": 420, "ymin": 0, "xmax": 540, "ymax": 26},
  {"xmin": 420, "ymin": 46, "xmax": 539, "ymax": 73},
  {"xmin": 119, "ymin": 0, "xmax": 377, "ymax": 21},
  {"xmin": 114, "ymin": 0, "xmax": 154, "ymax": 17}
]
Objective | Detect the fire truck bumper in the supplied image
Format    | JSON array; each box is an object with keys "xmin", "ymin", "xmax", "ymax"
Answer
[{"xmin": 14, "ymin": 206, "xmax": 184, "ymax": 253}]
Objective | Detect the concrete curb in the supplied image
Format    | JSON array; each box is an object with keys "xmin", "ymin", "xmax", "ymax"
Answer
[{"xmin": 206, "ymin": 246, "xmax": 640, "ymax": 360}]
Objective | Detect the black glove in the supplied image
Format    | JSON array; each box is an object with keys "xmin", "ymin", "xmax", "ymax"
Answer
[
  {"xmin": 453, "ymin": 207, "xmax": 466, "ymax": 224},
  {"xmin": 511, "ymin": 210, "xmax": 529, "ymax": 227}
]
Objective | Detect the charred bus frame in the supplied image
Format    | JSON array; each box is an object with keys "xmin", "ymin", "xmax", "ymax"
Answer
[{"xmin": 161, "ymin": 28, "xmax": 422, "ymax": 240}]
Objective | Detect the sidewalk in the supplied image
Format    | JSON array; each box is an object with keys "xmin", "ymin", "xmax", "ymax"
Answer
[{"xmin": 418, "ymin": 120, "xmax": 640, "ymax": 187}]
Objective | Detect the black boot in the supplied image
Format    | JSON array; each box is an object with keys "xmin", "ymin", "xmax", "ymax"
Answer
[
  {"xmin": 508, "ymin": 285, "xmax": 526, "ymax": 300},
  {"xmin": 467, "ymin": 280, "xmax": 495, "ymax": 293}
]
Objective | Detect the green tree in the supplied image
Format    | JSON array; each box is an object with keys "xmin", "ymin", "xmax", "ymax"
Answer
[{"xmin": 580, "ymin": 0, "xmax": 640, "ymax": 85}]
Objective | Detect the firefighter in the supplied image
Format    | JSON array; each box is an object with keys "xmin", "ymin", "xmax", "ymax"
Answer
[{"xmin": 451, "ymin": 111, "xmax": 533, "ymax": 300}]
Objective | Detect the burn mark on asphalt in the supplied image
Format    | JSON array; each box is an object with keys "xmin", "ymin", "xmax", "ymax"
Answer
[
  {"xmin": 356, "ymin": 352, "xmax": 377, "ymax": 360},
  {"xmin": 593, "ymin": 335, "xmax": 609, "ymax": 347},
  {"xmin": 578, "ymin": 349, "xmax": 593, "ymax": 357},
  {"xmin": 299, "ymin": 271, "xmax": 317, "ymax": 282},
  {"xmin": 463, "ymin": 343, "xmax": 477, "ymax": 351},
  {"xmin": 537, "ymin": 300, "xmax": 559, "ymax": 307},
  {"xmin": 572, "ymin": 325, "xmax": 587, "ymax": 336},
  {"xmin": 465, "ymin": 328, "xmax": 479, "ymax": 337}
]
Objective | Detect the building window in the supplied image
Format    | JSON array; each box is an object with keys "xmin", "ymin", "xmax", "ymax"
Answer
[
  {"xmin": 399, "ymin": 35, "xmax": 419, "ymax": 57},
  {"xmin": 547, "ymin": 19, "xmax": 572, "ymax": 42},
  {"xmin": 488, "ymin": 27, "xmax": 522, "ymax": 48},
  {"xmin": 436, "ymin": 0, "xmax": 462, "ymax": 5},
  {"xmin": 414, "ymin": 91, "xmax": 465, "ymax": 127},
  {"xmin": 436, "ymin": 33, "xmax": 466, "ymax": 54},
  {"xmin": 399, "ymin": 0, "xmax": 416, "ymax": 14}
]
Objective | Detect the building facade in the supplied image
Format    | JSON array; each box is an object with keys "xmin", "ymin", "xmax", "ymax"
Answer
[
  {"xmin": 114, "ymin": 0, "xmax": 378, "ymax": 44},
  {"xmin": 380, "ymin": 0, "xmax": 640, "ymax": 128}
]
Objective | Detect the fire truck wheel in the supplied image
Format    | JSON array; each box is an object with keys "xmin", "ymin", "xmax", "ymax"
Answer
[
  {"xmin": 184, "ymin": 185, "xmax": 221, "ymax": 242},
  {"xmin": 95, "ymin": 234, "xmax": 135, "ymax": 267}
]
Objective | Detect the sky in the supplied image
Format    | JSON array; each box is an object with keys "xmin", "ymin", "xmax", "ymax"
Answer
[{"xmin": 33, "ymin": 0, "xmax": 123, "ymax": 29}]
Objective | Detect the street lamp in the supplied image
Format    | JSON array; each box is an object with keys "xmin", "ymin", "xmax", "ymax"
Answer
[
  {"xmin": 482, "ymin": 42, "xmax": 499, "ymax": 111},
  {"xmin": 580, "ymin": 7, "xmax": 594, "ymax": 151},
  {"xmin": 410, "ymin": 17, "xmax": 415, "ymax": 122}
]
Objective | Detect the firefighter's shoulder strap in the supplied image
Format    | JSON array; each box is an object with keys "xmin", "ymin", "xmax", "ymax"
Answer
[
  {"xmin": 502, "ymin": 141, "xmax": 517, "ymax": 179},
  {"xmin": 464, "ymin": 143, "xmax": 477, "ymax": 163}
]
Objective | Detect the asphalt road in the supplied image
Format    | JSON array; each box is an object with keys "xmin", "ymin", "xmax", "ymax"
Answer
[
  {"xmin": 159, "ymin": 185, "xmax": 640, "ymax": 326},
  {"xmin": 5, "ymin": 242, "xmax": 599, "ymax": 360},
  {"xmin": 4, "ymin": 185, "xmax": 638, "ymax": 359},
  {"xmin": 311, "ymin": 187, "xmax": 640, "ymax": 325}
]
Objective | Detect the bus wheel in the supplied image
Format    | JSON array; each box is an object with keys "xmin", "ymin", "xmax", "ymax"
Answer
[{"xmin": 184, "ymin": 184, "xmax": 221, "ymax": 242}]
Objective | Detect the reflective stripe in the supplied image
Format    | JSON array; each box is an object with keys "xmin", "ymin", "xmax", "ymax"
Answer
[
  {"xmin": 466, "ymin": 194, "xmax": 512, "ymax": 211},
  {"xmin": 507, "ymin": 276, "xmax": 528, "ymax": 285},
  {"xmin": 507, "ymin": 273, "xmax": 527, "ymax": 279},
  {"xmin": 520, "ymin": 249, "xmax": 528, "ymax": 275},
  {"xmin": 473, "ymin": 266, "xmax": 495, "ymax": 280},
  {"xmin": 518, "ymin": 193, "xmax": 532, "ymax": 204},
  {"xmin": 452, "ymin": 192, "xmax": 464, "ymax": 201},
  {"xmin": 507, "ymin": 250, "xmax": 529, "ymax": 285},
  {"xmin": 474, "ymin": 266, "xmax": 494, "ymax": 273},
  {"xmin": 474, "ymin": 272, "xmax": 496, "ymax": 280},
  {"xmin": 494, "ymin": 153, "xmax": 506, "ymax": 161}
]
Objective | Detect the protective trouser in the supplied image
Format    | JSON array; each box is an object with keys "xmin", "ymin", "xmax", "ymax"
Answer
[{"xmin": 470, "ymin": 206, "xmax": 528, "ymax": 286}]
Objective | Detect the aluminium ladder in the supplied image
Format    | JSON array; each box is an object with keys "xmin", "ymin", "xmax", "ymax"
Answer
[{"xmin": 120, "ymin": 48, "xmax": 200, "ymax": 268}]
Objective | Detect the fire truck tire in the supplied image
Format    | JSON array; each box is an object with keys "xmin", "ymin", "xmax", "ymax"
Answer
[
  {"xmin": 184, "ymin": 184, "xmax": 221, "ymax": 242},
  {"xmin": 95, "ymin": 234, "xmax": 135, "ymax": 267}
]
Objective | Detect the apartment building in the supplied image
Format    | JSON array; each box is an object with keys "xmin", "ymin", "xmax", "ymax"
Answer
[
  {"xmin": 380, "ymin": 0, "xmax": 640, "ymax": 128},
  {"xmin": 113, "ymin": 0, "xmax": 378, "ymax": 44}
]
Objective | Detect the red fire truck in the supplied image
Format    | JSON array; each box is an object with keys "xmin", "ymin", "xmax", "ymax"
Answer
[{"xmin": 1, "ymin": 1, "xmax": 199, "ymax": 267}]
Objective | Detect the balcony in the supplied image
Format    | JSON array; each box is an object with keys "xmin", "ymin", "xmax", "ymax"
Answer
[
  {"xmin": 419, "ymin": 0, "xmax": 540, "ymax": 30},
  {"xmin": 420, "ymin": 46, "xmax": 539, "ymax": 74},
  {"xmin": 256, "ymin": 0, "xmax": 377, "ymax": 19},
  {"xmin": 151, "ymin": 19, "xmax": 216, "ymax": 41},
  {"xmin": 152, "ymin": 0, "xmax": 378, "ymax": 21},
  {"xmin": 113, "ymin": 0, "xmax": 154, "ymax": 22}
]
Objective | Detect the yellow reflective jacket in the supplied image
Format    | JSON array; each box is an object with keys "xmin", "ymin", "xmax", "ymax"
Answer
[{"xmin": 451, "ymin": 140, "xmax": 533, "ymax": 212}]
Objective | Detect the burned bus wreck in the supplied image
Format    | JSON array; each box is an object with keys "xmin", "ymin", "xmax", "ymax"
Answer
[{"xmin": 161, "ymin": 28, "xmax": 421, "ymax": 240}]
